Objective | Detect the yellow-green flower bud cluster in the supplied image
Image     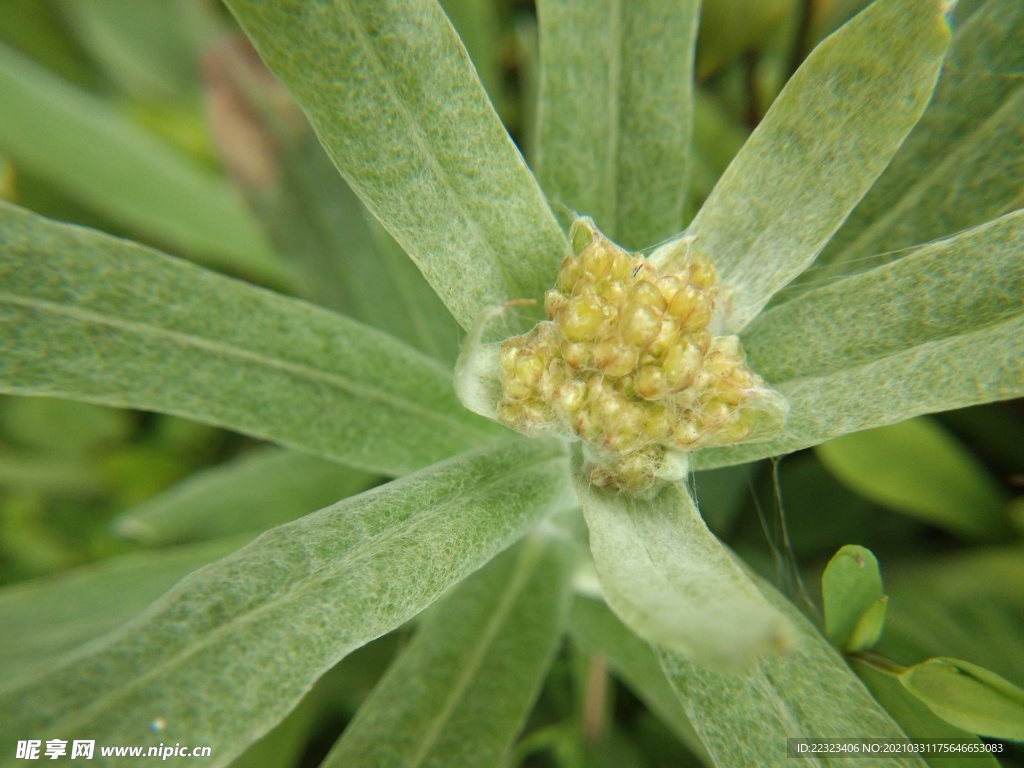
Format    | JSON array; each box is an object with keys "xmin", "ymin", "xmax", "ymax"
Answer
[{"xmin": 497, "ymin": 219, "xmax": 783, "ymax": 493}]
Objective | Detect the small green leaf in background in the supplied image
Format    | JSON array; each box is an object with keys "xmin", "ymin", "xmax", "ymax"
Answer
[
  {"xmin": 113, "ymin": 448, "xmax": 375, "ymax": 546},
  {"xmin": 900, "ymin": 657, "xmax": 1024, "ymax": 740},
  {"xmin": 655, "ymin": 0, "xmax": 951, "ymax": 332},
  {"xmin": 323, "ymin": 537, "xmax": 573, "ymax": 768},
  {"xmin": 816, "ymin": 418, "xmax": 1010, "ymax": 540},
  {"xmin": 822, "ymin": 544, "xmax": 887, "ymax": 652},
  {"xmin": 536, "ymin": 0, "xmax": 699, "ymax": 250},
  {"xmin": 57, "ymin": 0, "xmax": 220, "ymax": 103},
  {"xmin": 0, "ymin": 42, "xmax": 286, "ymax": 284},
  {"xmin": 852, "ymin": 657, "xmax": 1000, "ymax": 768},
  {"xmin": 879, "ymin": 545, "xmax": 1024, "ymax": 688},
  {"xmin": 224, "ymin": 0, "xmax": 568, "ymax": 332},
  {"xmin": 695, "ymin": 0, "xmax": 794, "ymax": 80},
  {"xmin": 571, "ymin": 447, "xmax": 794, "ymax": 667}
]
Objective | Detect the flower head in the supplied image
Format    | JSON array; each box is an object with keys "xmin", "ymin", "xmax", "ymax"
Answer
[{"xmin": 489, "ymin": 218, "xmax": 786, "ymax": 493}]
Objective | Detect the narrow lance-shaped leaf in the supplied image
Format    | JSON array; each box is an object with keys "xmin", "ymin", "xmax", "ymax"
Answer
[
  {"xmin": 816, "ymin": 419, "xmax": 1011, "ymax": 540},
  {"xmin": 0, "ymin": 42, "xmax": 287, "ymax": 285},
  {"xmin": 808, "ymin": 0, "xmax": 1024, "ymax": 283},
  {"xmin": 571, "ymin": 447, "xmax": 794, "ymax": 667},
  {"xmin": 695, "ymin": 212, "xmax": 1024, "ymax": 469},
  {"xmin": 568, "ymin": 597, "xmax": 710, "ymax": 764},
  {"xmin": 658, "ymin": 574, "xmax": 928, "ymax": 768},
  {"xmin": 203, "ymin": 39, "xmax": 461, "ymax": 363},
  {"xmin": 536, "ymin": 0, "xmax": 699, "ymax": 250},
  {"xmin": 0, "ymin": 537, "xmax": 247, "ymax": 692},
  {"xmin": 223, "ymin": 0, "xmax": 568, "ymax": 331},
  {"xmin": 113, "ymin": 448, "xmax": 376, "ymax": 547},
  {"xmin": 323, "ymin": 536, "xmax": 573, "ymax": 768},
  {"xmin": 652, "ymin": 0, "xmax": 951, "ymax": 332},
  {"xmin": 57, "ymin": 0, "xmax": 220, "ymax": 101},
  {"xmin": 0, "ymin": 439, "xmax": 574, "ymax": 768},
  {"xmin": 0, "ymin": 202, "xmax": 501, "ymax": 477}
]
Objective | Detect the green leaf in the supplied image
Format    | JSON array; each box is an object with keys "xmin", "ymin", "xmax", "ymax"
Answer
[
  {"xmin": 652, "ymin": 0, "xmax": 951, "ymax": 331},
  {"xmin": 203, "ymin": 42, "xmax": 461, "ymax": 362},
  {"xmin": 695, "ymin": 0, "xmax": 794, "ymax": 79},
  {"xmin": 0, "ymin": 439, "xmax": 573, "ymax": 767},
  {"xmin": 439, "ymin": 0, "xmax": 510, "ymax": 118},
  {"xmin": 816, "ymin": 419, "xmax": 1010, "ymax": 539},
  {"xmin": 0, "ymin": 42, "xmax": 286, "ymax": 284},
  {"xmin": 879, "ymin": 545, "xmax": 1024, "ymax": 688},
  {"xmin": 535, "ymin": 0, "xmax": 699, "ymax": 250},
  {"xmin": 694, "ymin": 214, "xmax": 1024, "ymax": 470},
  {"xmin": 822, "ymin": 544, "xmax": 886, "ymax": 652},
  {"xmin": 113, "ymin": 448, "xmax": 375, "ymax": 546},
  {"xmin": 571, "ymin": 447, "xmax": 794, "ymax": 667},
  {"xmin": 658, "ymin": 574, "xmax": 927, "ymax": 768},
  {"xmin": 0, "ymin": 202, "xmax": 501, "ymax": 477},
  {"xmin": 568, "ymin": 597, "xmax": 709, "ymax": 763},
  {"xmin": 57, "ymin": 0, "xmax": 220, "ymax": 102},
  {"xmin": 900, "ymin": 658, "xmax": 1024, "ymax": 740},
  {"xmin": 745, "ymin": 211, "xmax": 1024, "ymax": 384},
  {"xmin": 223, "ymin": 0, "xmax": 567, "ymax": 332},
  {"xmin": 322, "ymin": 536, "xmax": 573, "ymax": 768},
  {"xmin": 810, "ymin": 0, "xmax": 1024, "ymax": 282},
  {"xmin": 0, "ymin": 537, "xmax": 246, "ymax": 691},
  {"xmin": 852, "ymin": 657, "xmax": 1000, "ymax": 768}
]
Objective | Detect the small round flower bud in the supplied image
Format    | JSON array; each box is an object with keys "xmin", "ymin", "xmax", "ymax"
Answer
[
  {"xmin": 556, "ymin": 255, "xmax": 583, "ymax": 293},
  {"xmin": 662, "ymin": 341, "xmax": 702, "ymax": 392},
  {"xmin": 619, "ymin": 302, "xmax": 662, "ymax": 349},
  {"xmin": 560, "ymin": 337, "xmax": 593, "ymax": 370},
  {"xmin": 594, "ymin": 336, "xmax": 639, "ymax": 377},
  {"xmin": 635, "ymin": 365, "xmax": 668, "ymax": 400},
  {"xmin": 544, "ymin": 289, "xmax": 566, "ymax": 318},
  {"xmin": 556, "ymin": 295, "xmax": 606, "ymax": 342}
]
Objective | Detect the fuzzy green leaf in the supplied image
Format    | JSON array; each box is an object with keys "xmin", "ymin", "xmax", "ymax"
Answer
[
  {"xmin": 695, "ymin": 213, "xmax": 1024, "ymax": 469},
  {"xmin": 822, "ymin": 544, "xmax": 886, "ymax": 652},
  {"xmin": 0, "ymin": 538, "xmax": 246, "ymax": 691},
  {"xmin": 536, "ymin": 0, "xmax": 699, "ymax": 250},
  {"xmin": 816, "ymin": 419, "xmax": 1010, "ymax": 539},
  {"xmin": 0, "ymin": 203, "xmax": 501, "ymax": 477},
  {"xmin": 571, "ymin": 448, "xmax": 794, "ymax": 667},
  {"xmin": 653, "ymin": 0, "xmax": 951, "ymax": 331},
  {"xmin": 810, "ymin": 0, "xmax": 1024, "ymax": 282},
  {"xmin": 658, "ymin": 575, "xmax": 927, "ymax": 768},
  {"xmin": 0, "ymin": 439, "xmax": 572, "ymax": 768},
  {"xmin": 0, "ymin": 42, "xmax": 286, "ymax": 284},
  {"xmin": 203, "ymin": 42, "xmax": 461, "ymax": 362},
  {"xmin": 323, "ymin": 537, "xmax": 573, "ymax": 768},
  {"xmin": 113, "ymin": 449, "xmax": 375, "ymax": 546},
  {"xmin": 223, "ymin": 0, "xmax": 567, "ymax": 331},
  {"xmin": 568, "ymin": 597, "xmax": 709, "ymax": 763}
]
